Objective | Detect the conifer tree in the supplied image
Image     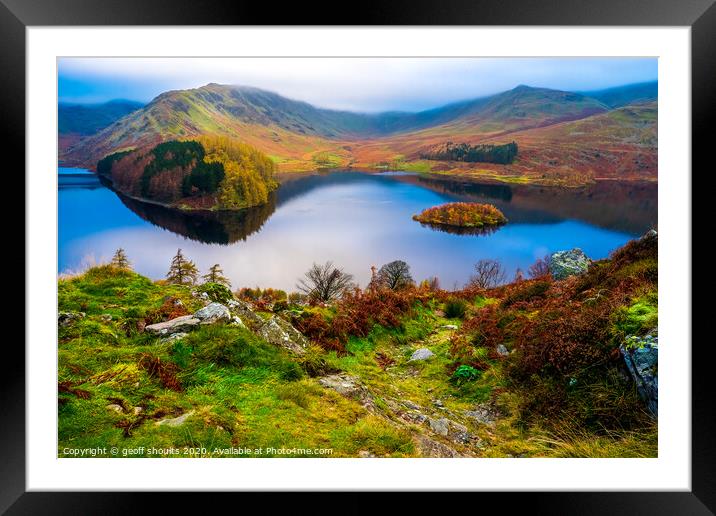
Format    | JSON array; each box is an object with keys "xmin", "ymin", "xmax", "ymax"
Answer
[
  {"xmin": 166, "ymin": 248, "xmax": 199, "ymax": 285},
  {"xmin": 202, "ymin": 263, "xmax": 230, "ymax": 287},
  {"xmin": 111, "ymin": 248, "xmax": 131, "ymax": 270}
]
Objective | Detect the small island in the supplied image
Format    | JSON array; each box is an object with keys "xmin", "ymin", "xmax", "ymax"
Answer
[{"xmin": 413, "ymin": 202, "xmax": 508, "ymax": 235}]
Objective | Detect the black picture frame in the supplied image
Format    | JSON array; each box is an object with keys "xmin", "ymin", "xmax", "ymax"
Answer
[{"xmin": 3, "ymin": 0, "xmax": 710, "ymax": 513}]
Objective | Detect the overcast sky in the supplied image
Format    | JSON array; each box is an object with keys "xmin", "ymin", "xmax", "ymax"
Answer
[{"xmin": 58, "ymin": 57, "xmax": 657, "ymax": 113}]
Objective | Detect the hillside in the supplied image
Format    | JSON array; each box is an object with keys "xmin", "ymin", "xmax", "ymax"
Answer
[
  {"xmin": 57, "ymin": 232, "xmax": 658, "ymax": 458},
  {"xmin": 60, "ymin": 83, "xmax": 657, "ymax": 185},
  {"xmin": 580, "ymin": 81, "xmax": 658, "ymax": 108},
  {"xmin": 58, "ymin": 100, "xmax": 144, "ymax": 156}
]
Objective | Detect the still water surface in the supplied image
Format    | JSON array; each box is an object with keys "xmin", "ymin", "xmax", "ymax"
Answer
[{"xmin": 58, "ymin": 168, "xmax": 657, "ymax": 291}]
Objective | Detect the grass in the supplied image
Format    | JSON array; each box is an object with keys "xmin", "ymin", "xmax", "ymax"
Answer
[{"xmin": 58, "ymin": 254, "xmax": 657, "ymax": 458}]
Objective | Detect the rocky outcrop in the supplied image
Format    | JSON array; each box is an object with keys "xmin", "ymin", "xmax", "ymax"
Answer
[
  {"xmin": 319, "ymin": 374, "xmax": 375, "ymax": 411},
  {"xmin": 194, "ymin": 302, "xmax": 232, "ymax": 324},
  {"xmin": 227, "ymin": 299, "xmax": 265, "ymax": 330},
  {"xmin": 143, "ymin": 298, "xmax": 310, "ymax": 355},
  {"xmin": 145, "ymin": 315, "xmax": 200, "ymax": 335},
  {"xmin": 155, "ymin": 410, "xmax": 195, "ymax": 427},
  {"xmin": 257, "ymin": 316, "xmax": 308, "ymax": 355},
  {"xmin": 58, "ymin": 311, "xmax": 85, "ymax": 326},
  {"xmin": 464, "ymin": 403, "xmax": 501, "ymax": 427},
  {"xmin": 621, "ymin": 332, "xmax": 658, "ymax": 416},
  {"xmin": 549, "ymin": 248, "xmax": 591, "ymax": 280}
]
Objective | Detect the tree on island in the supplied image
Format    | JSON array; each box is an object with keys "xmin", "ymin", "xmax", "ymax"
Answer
[
  {"xmin": 297, "ymin": 261, "xmax": 354, "ymax": 303},
  {"xmin": 376, "ymin": 260, "xmax": 415, "ymax": 290},
  {"xmin": 111, "ymin": 248, "xmax": 131, "ymax": 270},
  {"xmin": 166, "ymin": 249, "xmax": 199, "ymax": 285},
  {"xmin": 467, "ymin": 259, "xmax": 507, "ymax": 289},
  {"xmin": 202, "ymin": 263, "xmax": 231, "ymax": 287}
]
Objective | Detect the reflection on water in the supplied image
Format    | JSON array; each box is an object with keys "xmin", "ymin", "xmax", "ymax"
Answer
[
  {"xmin": 114, "ymin": 188, "xmax": 277, "ymax": 245},
  {"xmin": 59, "ymin": 169, "xmax": 657, "ymax": 291},
  {"xmin": 414, "ymin": 221, "xmax": 504, "ymax": 236}
]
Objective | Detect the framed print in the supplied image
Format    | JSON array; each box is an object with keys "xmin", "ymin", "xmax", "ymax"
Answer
[{"xmin": 4, "ymin": 0, "xmax": 712, "ymax": 512}]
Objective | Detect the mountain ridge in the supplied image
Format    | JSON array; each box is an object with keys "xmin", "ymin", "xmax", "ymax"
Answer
[{"xmin": 59, "ymin": 82, "xmax": 658, "ymax": 185}]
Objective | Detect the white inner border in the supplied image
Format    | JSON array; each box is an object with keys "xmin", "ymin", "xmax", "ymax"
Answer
[{"xmin": 27, "ymin": 27, "xmax": 691, "ymax": 491}]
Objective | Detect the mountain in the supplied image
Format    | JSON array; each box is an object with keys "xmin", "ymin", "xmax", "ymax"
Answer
[
  {"xmin": 58, "ymin": 99, "xmax": 145, "ymax": 136},
  {"xmin": 61, "ymin": 83, "xmax": 614, "ymax": 168},
  {"xmin": 579, "ymin": 81, "xmax": 657, "ymax": 108},
  {"xmin": 59, "ymin": 82, "xmax": 657, "ymax": 184},
  {"xmin": 346, "ymin": 100, "xmax": 657, "ymax": 185},
  {"xmin": 59, "ymin": 100, "xmax": 144, "ymax": 159}
]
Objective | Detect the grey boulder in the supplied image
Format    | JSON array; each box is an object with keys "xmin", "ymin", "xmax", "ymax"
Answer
[
  {"xmin": 194, "ymin": 302, "xmax": 232, "ymax": 324},
  {"xmin": 227, "ymin": 299, "xmax": 265, "ymax": 330},
  {"xmin": 621, "ymin": 333, "xmax": 658, "ymax": 416},
  {"xmin": 257, "ymin": 316, "xmax": 308, "ymax": 355},
  {"xmin": 409, "ymin": 348, "xmax": 435, "ymax": 361},
  {"xmin": 549, "ymin": 248, "xmax": 591, "ymax": 280},
  {"xmin": 58, "ymin": 311, "xmax": 85, "ymax": 326},
  {"xmin": 145, "ymin": 315, "xmax": 200, "ymax": 336}
]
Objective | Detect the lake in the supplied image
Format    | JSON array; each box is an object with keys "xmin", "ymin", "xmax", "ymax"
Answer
[{"xmin": 58, "ymin": 167, "xmax": 657, "ymax": 291}]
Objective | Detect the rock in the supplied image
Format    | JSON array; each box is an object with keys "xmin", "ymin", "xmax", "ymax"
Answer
[
  {"xmin": 464, "ymin": 404, "xmax": 500, "ymax": 427},
  {"xmin": 358, "ymin": 450, "xmax": 376, "ymax": 458},
  {"xmin": 409, "ymin": 348, "xmax": 435, "ymax": 361},
  {"xmin": 106, "ymin": 404, "xmax": 124, "ymax": 413},
  {"xmin": 230, "ymin": 315, "xmax": 246, "ymax": 327},
  {"xmin": 642, "ymin": 229, "xmax": 657, "ymax": 241},
  {"xmin": 319, "ymin": 374, "xmax": 362, "ymax": 398},
  {"xmin": 99, "ymin": 314, "xmax": 113, "ymax": 322},
  {"xmin": 160, "ymin": 332, "xmax": 188, "ymax": 344},
  {"xmin": 496, "ymin": 344, "xmax": 509, "ymax": 356},
  {"xmin": 401, "ymin": 411, "xmax": 428, "ymax": 424},
  {"xmin": 155, "ymin": 410, "xmax": 195, "ymax": 427},
  {"xmin": 145, "ymin": 315, "xmax": 200, "ymax": 336},
  {"xmin": 448, "ymin": 422, "xmax": 471, "ymax": 444},
  {"xmin": 549, "ymin": 248, "xmax": 591, "ymax": 280},
  {"xmin": 416, "ymin": 435, "xmax": 462, "ymax": 458},
  {"xmin": 428, "ymin": 417, "xmax": 450, "ymax": 436},
  {"xmin": 442, "ymin": 324, "xmax": 458, "ymax": 330},
  {"xmin": 227, "ymin": 299, "xmax": 265, "ymax": 330},
  {"xmin": 257, "ymin": 316, "xmax": 308, "ymax": 355},
  {"xmin": 193, "ymin": 302, "xmax": 231, "ymax": 324},
  {"xmin": 133, "ymin": 406, "xmax": 143, "ymax": 416},
  {"xmin": 620, "ymin": 333, "xmax": 658, "ymax": 416},
  {"xmin": 58, "ymin": 311, "xmax": 85, "ymax": 326},
  {"xmin": 433, "ymin": 399, "xmax": 444, "ymax": 408},
  {"xmin": 402, "ymin": 400, "xmax": 422, "ymax": 411},
  {"xmin": 319, "ymin": 374, "xmax": 375, "ymax": 411}
]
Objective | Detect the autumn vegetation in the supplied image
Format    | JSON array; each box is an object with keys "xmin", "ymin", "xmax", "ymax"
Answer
[
  {"xmin": 96, "ymin": 137, "xmax": 277, "ymax": 211},
  {"xmin": 413, "ymin": 202, "xmax": 508, "ymax": 231},
  {"xmin": 421, "ymin": 141, "xmax": 518, "ymax": 164}
]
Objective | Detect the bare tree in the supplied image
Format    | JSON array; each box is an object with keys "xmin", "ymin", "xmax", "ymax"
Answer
[
  {"xmin": 376, "ymin": 260, "xmax": 414, "ymax": 290},
  {"xmin": 297, "ymin": 261, "xmax": 354, "ymax": 302},
  {"xmin": 467, "ymin": 259, "xmax": 507, "ymax": 289},
  {"xmin": 528, "ymin": 255, "xmax": 552, "ymax": 279}
]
